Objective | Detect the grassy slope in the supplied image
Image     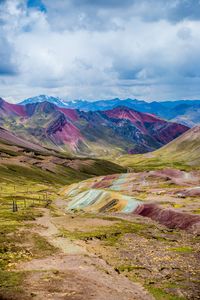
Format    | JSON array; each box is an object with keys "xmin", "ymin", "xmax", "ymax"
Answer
[
  {"xmin": 117, "ymin": 126, "xmax": 200, "ymax": 171},
  {"xmin": 0, "ymin": 138, "xmax": 125, "ymax": 184},
  {"xmin": 0, "ymin": 134, "xmax": 126, "ymax": 298}
]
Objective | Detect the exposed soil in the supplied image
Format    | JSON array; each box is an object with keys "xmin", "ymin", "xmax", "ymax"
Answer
[
  {"xmin": 77, "ymin": 213, "xmax": 200, "ymax": 300},
  {"xmin": 16, "ymin": 208, "xmax": 154, "ymax": 300}
]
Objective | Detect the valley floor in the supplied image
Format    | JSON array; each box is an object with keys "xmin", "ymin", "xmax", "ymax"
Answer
[
  {"xmin": 16, "ymin": 206, "xmax": 153, "ymax": 300},
  {"xmin": 1, "ymin": 163, "xmax": 200, "ymax": 300},
  {"xmin": 1, "ymin": 191, "xmax": 200, "ymax": 300}
]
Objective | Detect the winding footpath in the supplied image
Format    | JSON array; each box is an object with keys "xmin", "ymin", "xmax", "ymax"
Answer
[{"xmin": 17, "ymin": 205, "xmax": 154, "ymax": 300}]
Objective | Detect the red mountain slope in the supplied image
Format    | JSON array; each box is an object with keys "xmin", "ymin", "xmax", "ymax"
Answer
[
  {"xmin": 0, "ymin": 98, "xmax": 189, "ymax": 155},
  {"xmin": 0, "ymin": 98, "xmax": 27, "ymax": 117}
]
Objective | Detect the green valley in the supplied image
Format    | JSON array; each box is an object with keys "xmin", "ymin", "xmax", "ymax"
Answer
[{"xmin": 117, "ymin": 126, "xmax": 200, "ymax": 171}]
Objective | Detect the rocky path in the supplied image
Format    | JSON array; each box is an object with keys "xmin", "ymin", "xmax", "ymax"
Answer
[{"xmin": 17, "ymin": 207, "xmax": 154, "ymax": 300}]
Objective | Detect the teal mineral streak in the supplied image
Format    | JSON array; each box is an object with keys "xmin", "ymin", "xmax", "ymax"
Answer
[
  {"xmin": 67, "ymin": 187, "xmax": 80, "ymax": 197},
  {"xmin": 67, "ymin": 182, "xmax": 87, "ymax": 197},
  {"xmin": 67, "ymin": 189, "xmax": 107, "ymax": 210},
  {"xmin": 67, "ymin": 187, "xmax": 142, "ymax": 213},
  {"xmin": 110, "ymin": 174, "xmax": 128, "ymax": 191},
  {"xmin": 122, "ymin": 195, "xmax": 141, "ymax": 213}
]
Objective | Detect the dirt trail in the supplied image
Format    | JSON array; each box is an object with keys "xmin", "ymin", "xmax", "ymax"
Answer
[
  {"xmin": 17, "ymin": 207, "xmax": 154, "ymax": 300},
  {"xmin": 34, "ymin": 208, "xmax": 86, "ymax": 255}
]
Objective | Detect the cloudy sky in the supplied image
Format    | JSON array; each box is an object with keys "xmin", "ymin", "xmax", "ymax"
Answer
[{"xmin": 0, "ymin": 0, "xmax": 200, "ymax": 103}]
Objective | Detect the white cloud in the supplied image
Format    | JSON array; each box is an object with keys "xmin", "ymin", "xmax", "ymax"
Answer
[{"xmin": 0, "ymin": 0, "xmax": 200, "ymax": 102}]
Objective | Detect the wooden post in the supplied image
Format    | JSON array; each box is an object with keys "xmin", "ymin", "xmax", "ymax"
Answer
[
  {"xmin": 12, "ymin": 200, "xmax": 18, "ymax": 212},
  {"xmin": 127, "ymin": 167, "xmax": 134, "ymax": 173},
  {"xmin": 12, "ymin": 200, "xmax": 15, "ymax": 212}
]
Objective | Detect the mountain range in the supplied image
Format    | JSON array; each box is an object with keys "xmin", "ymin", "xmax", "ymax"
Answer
[
  {"xmin": 0, "ymin": 97, "xmax": 188, "ymax": 157},
  {"xmin": 19, "ymin": 95, "xmax": 200, "ymax": 127},
  {"xmin": 62, "ymin": 98, "xmax": 200, "ymax": 127}
]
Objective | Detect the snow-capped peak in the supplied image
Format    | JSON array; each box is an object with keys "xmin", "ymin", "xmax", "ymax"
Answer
[{"xmin": 19, "ymin": 95, "xmax": 68, "ymax": 108}]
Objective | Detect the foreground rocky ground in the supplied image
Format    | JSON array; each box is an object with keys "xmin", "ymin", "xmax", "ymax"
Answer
[
  {"xmin": 15, "ymin": 208, "xmax": 154, "ymax": 300},
  {"xmin": 1, "ymin": 203, "xmax": 199, "ymax": 300},
  {"xmin": 1, "ymin": 169, "xmax": 200, "ymax": 300}
]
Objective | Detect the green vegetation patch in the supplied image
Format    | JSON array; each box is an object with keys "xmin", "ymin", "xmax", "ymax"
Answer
[
  {"xmin": 193, "ymin": 208, "xmax": 200, "ymax": 214},
  {"xmin": 32, "ymin": 234, "xmax": 57, "ymax": 257},
  {"xmin": 146, "ymin": 286, "xmax": 186, "ymax": 300},
  {"xmin": 60, "ymin": 218, "xmax": 149, "ymax": 246},
  {"xmin": 0, "ymin": 163, "xmax": 86, "ymax": 186},
  {"xmin": 117, "ymin": 154, "xmax": 198, "ymax": 172},
  {"xmin": 0, "ymin": 270, "xmax": 25, "ymax": 298},
  {"xmin": 168, "ymin": 246, "xmax": 193, "ymax": 253},
  {"xmin": 116, "ymin": 264, "xmax": 148, "ymax": 272}
]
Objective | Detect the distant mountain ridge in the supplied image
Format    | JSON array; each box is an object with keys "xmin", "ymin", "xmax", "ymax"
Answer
[
  {"xmin": 20, "ymin": 94, "xmax": 67, "ymax": 108},
  {"xmin": 19, "ymin": 96, "xmax": 200, "ymax": 127},
  {"xmin": 0, "ymin": 97, "xmax": 188, "ymax": 157}
]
